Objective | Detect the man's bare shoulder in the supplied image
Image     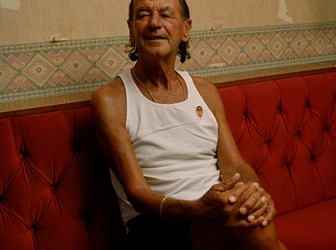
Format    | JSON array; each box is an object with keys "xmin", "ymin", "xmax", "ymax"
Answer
[
  {"xmin": 190, "ymin": 75, "xmax": 222, "ymax": 115},
  {"xmin": 190, "ymin": 75, "xmax": 218, "ymax": 98},
  {"xmin": 91, "ymin": 77, "xmax": 126, "ymax": 123},
  {"xmin": 92, "ymin": 77, "xmax": 124, "ymax": 103},
  {"xmin": 191, "ymin": 75, "xmax": 217, "ymax": 92}
]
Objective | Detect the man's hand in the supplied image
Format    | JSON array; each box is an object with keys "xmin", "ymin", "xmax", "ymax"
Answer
[
  {"xmin": 192, "ymin": 173, "xmax": 244, "ymax": 227},
  {"xmin": 226, "ymin": 179, "xmax": 276, "ymax": 227},
  {"xmin": 193, "ymin": 173, "xmax": 276, "ymax": 228}
]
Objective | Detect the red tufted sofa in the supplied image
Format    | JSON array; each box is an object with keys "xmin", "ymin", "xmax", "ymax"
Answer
[
  {"xmin": 0, "ymin": 68, "xmax": 335, "ymax": 250},
  {"xmin": 218, "ymin": 69, "xmax": 336, "ymax": 250},
  {"xmin": 0, "ymin": 107, "xmax": 126, "ymax": 249}
]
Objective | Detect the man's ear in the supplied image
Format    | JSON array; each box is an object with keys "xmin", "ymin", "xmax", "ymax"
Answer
[
  {"xmin": 127, "ymin": 20, "xmax": 135, "ymax": 44},
  {"xmin": 182, "ymin": 19, "xmax": 192, "ymax": 42}
]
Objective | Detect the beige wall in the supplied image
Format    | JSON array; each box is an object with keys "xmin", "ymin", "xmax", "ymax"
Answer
[
  {"xmin": 192, "ymin": 0, "xmax": 336, "ymax": 30},
  {"xmin": 1, "ymin": 0, "xmax": 336, "ymax": 45}
]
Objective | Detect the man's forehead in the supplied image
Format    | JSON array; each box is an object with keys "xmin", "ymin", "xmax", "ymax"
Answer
[{"xmin": 134, "ymin": 0, "xmax": 178, "ymax": 9}]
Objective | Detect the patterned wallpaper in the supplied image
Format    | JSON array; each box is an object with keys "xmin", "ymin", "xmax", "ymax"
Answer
[{"xmin": 1, "ymin": 22, "xmax": 336, "ymax": 103}]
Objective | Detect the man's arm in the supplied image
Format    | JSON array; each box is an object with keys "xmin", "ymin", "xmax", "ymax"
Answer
[
  {"xmin": 193, "ymin": 76, "xmax": 276, "ymax": 226},
  {"xmin": 91, "ymin": 78, "xmax": 165, "ymax": 217}
]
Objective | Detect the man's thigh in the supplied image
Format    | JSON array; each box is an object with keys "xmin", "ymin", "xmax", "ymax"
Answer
[
  {"xmin": 190, "ymin": 222, "xmax": 283, "ymax": 250},
  {"xmin": 126, "ymin": 215, "xmax": 192, "ymax": 250}
]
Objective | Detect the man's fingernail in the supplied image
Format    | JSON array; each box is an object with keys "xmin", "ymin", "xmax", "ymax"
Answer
[
  {"xmin": 229, "ymin": 195, "xmax": 236, "ymax": 202},
  {"xmin": 248, "ymin": 215, "xmax": 255, "ymax": 222},
  {"xmin": 232, "ymin": 173, "xmax": 240, "ymax": 180},
  {"xmin": 240, "ymin": 207, "xmax": 247, "ymax": 214},
  {"xmin": 262, "ymin": 220, "xmax": 268, "ymax": 226}
]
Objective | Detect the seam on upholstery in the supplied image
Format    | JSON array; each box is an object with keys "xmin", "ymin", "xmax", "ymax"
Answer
[
  {"xmin": 58, "ymin": 111, "xmax": 92, "ymax": 218},
  {"xmin": 236, "ymin": 85, "xmax": 258, "ymax": 140},
  {"xmin": 63, "ymin": 110, "xmax": 97, "ymax": 249},
  {"xmin": 237, "ymin": 84, "xmax": 272, "ymax": 173},
  {"xmin": 1, "ymin": 118, "xmax": 22, "ymax": 200},
  {"xmin": 300, "ymin": 76, "xmax": 324, "ymax": 202},
  {"xmin": 0, "ymin": 201, "xmax": 31, "ymax": 230}
]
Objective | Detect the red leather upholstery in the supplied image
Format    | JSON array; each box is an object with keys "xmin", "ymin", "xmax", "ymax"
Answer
[
  {"xmin": 218, "ymin": 71, "xmax": 336, "ymax": 249},
  {"xmin": 0, "ymin": 108, "xmax": 126, "ymax": 249},
  {"xmin": 0, "ymin": 70, "xmax": 335, "ymax": 249}
]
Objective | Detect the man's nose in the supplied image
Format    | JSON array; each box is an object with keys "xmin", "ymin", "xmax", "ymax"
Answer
[{"xmin": 148, "ymin": 12, "xmax": 163, "ymax": 29}]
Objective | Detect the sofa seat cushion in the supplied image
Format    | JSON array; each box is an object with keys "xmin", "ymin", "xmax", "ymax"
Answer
[{"xmin": 275, "ymin": 198, "xmax": 336, "ymax": 250}]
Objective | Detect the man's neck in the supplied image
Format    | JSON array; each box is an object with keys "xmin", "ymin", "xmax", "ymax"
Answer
[{"xmin": 134, "ymin": 58, "xmax": 178, "ymax": 88}]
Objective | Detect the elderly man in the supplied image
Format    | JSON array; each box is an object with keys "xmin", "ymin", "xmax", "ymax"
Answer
[{"xmin": 91, "ymin": 0, "xmax": 286, "ymax": 249}]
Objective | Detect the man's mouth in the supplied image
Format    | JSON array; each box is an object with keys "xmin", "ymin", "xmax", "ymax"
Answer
[{"xmin": 146, "ymin": 36, "xmax": 165, "ymax": 40}]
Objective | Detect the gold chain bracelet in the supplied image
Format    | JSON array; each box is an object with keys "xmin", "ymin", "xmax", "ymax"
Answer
[{"xmin": 159, "ymin": 196, "xmax": 168, "ymax": 220}]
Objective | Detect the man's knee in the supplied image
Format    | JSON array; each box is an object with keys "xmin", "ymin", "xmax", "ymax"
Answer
[{"xmin": 190, "ymin": 222, "xmax": 286, "ymax": 250}]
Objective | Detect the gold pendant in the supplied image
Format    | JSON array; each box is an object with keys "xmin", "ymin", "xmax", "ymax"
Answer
[{"xmin": 196, "ymin": 106, "xmax": 203, "ymax": 118}]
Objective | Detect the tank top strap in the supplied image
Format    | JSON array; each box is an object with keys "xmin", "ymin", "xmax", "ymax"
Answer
[{"xmin": 119, "ymin": 69, "xmax": 138, "ymax": 101}]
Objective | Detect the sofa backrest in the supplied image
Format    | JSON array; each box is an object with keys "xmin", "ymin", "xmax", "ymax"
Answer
[
  {"xmin": 1, "ymin": 69, "xmax": 335, "ymax": 249},
  {"xmin": 0, "ymin": 107, "xmax": 126, "ymax": 249},
  {"xmin": 218, "ymin": 71, "xmax": 336, "ymax": 215}
]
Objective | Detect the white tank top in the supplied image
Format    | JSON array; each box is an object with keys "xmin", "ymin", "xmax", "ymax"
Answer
[{"xmin": 110, "ymin": 69, "xmax": 220, "ymax": 224}]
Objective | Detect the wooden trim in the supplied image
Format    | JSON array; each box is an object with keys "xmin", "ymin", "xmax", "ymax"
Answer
[
  {"xmin": 210, "ymin": 62, "xmax": 336, "ymax": 88},
  {"xmin": 0, "ymin": 92, "xmax": 91, "ymax": 118},
  {"xmin": 214, "ymin": 66, "xmax": 336, "ymax": 88},
  {"xmin": 0, "ymin": 100, "xmax": 90, "ymax": 119}
]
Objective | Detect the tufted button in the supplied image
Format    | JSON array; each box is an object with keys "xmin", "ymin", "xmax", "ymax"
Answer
[
  {"xmin": 311, "ymin": 154, "xmax": 316, "ymax": 162},
  {"xmin": 306, "ymin": 100, "xmax": 311, "ymax": 109},
  {"xmin": 19, "ymin": 147, "xmax": 29, "ymax": 157},
  {"xmin": 51, "ymin": 183, "xmax": 57, "ymax": 190},
  {"xmin": 31, "ymin": 224, "xmax": 38, "ymax": 231},
  {"xmin": 324, "ymin": 125, "xmax": 330, "ymax": 132},
  {"xmin": 72, "ymin": 143, "xmax": 80, "ymax": 152},
  {"xmin": 285, "ymin": 161, "xmax": 291, "ymax": 168},
  {"xmin": 266, "ymin": 139, "xmax": 272, "ymax": 145},
  {"xmin": 297, "ymin": 131, "xmax": 302, "ymax": 137},
  {"xmin": 243, "ymin": 111, "xmax": 249, "ymax": 119},
  {"xmin": 81, "ymin": 211, "xmax": 91, "ymax": 224}
]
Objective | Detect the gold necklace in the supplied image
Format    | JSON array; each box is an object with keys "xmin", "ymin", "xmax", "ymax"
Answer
[{"xmin": 131, "ymin": 68, "xmax": 186, "ymax": 103}]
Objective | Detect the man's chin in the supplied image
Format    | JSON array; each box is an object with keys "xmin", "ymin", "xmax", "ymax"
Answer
[{"xmin": 141, "ymin": 48, "xmax": 170, "ymax": 58}]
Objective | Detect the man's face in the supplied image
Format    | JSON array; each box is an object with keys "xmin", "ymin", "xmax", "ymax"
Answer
[{"xmin": 128, "ymin": 0, "xmax": 191, "ymax": 61}]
